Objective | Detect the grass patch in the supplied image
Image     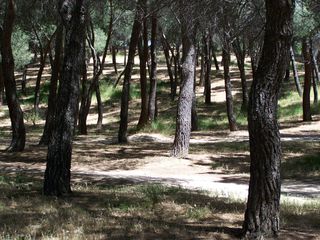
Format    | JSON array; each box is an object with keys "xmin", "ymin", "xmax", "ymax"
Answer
[{"xmin": 282, "ymin": 153, "xmax": 320, "ymax": 178}]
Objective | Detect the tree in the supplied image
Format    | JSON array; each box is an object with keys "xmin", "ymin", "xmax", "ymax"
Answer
[
  {"xmin": 302, "ymin": 38, "xmax": 312, "ymax": 121},
  {"xmin": 171, "ymin": 0, "xmax": 196, "ymax": 158},
  {"xmin": 243, "ymin": 0, "xmax": 294, "ymax": 238},
  {"xmin": 118, "ymin": 0, "xmax": 144, "ymax": 143},
  {"xmin": 39, "ymin": 24, "xmax": 64, "ymax": 146},
  {"xmin": 43, "ymin": 0, "xmax": 87, "ymax": 196},
  {"xmin": 0, "ymin": 0, "xmax": 26, "ymax": 152}
]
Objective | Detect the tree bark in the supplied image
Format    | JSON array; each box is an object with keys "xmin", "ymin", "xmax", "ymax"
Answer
[
  {"xmin": 137, "ymin": 4, "xmax": 149, "ymax": 129},
  {"xmin": 148, "ymin": 13, "xmax": 158, "ymax": 123},
  {"xmin": 290, "ymin": 46, "xmax": 302, "ymax": 96},
  {"xmin": 39, "ymin": 24, "xmax": 64, "ymax": 146},
  {"xmin": 171, "ymin": 10, "xmax": 196, "ymax": 158},
  {"xmin": 0, "ymin": 0, "xmax": 26, "ymax": 152},
  {"xmin": 212, "ymin": 46, "xmax": 220, "ymax": 71},
  {"xmin": 302, "ymin": 38, "xmax": 312, "ymax": 121},
  {"xmin": 43, "ymin": 0, "xmax": 87, "ymax": 196},
  {"xmin": 243, "ymin": 1, "xmax": 294, "ymax": 238},
  {"xmin": 118, "ymin": 0, "xmax": 144, "ymax": 143}
]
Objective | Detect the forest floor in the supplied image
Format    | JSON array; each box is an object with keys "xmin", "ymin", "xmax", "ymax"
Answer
[{"xmin": 0, "ymin": 56, "xmax": 320, "ymax": 239}]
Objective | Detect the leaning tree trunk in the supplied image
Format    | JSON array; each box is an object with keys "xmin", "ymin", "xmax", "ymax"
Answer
[
  {"xmin": 111, "ymin": 46, "xmax": 118, "ymax": 75},
  {"xmin": 43, "ymin": 0, "xmax": 87, "ymax": 196},
  {"xmin": 302, "ymin": 38, "xmax": 312, "ymax": 121},
  {"xmin": 148, "ymin": 13, "xmax": 158, "ymax": 123},
  {"xmin": 118, "ymin": 0, "xmax": 144, "ymax": 143},
  {"xmin": 39, "ymin": 25, "xmax": 64, "ymax": 146},
  {"xmin": 290, "ymin": 46, "xmax": 302, "ymax": 96},
  {"xmin": 222, "ymin": 44, "xmax": 238, "ymax": 131},
  {"xmin": 0, "ymin": 0, "xmax": 26, "ymax": 152},
  {"xmin": 171, "ymin": 8, "xmax": 196, "ymax": 158},
  {"xmin": 243, "ymin": 0, "xmax": 294, "ymax": 239}
]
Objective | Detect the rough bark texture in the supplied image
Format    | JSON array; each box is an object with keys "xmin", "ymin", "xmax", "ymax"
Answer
[
  {"xmin": 171, "ymin": 9, "xmax": 196, "ymax": 158},
  {"xmin": 0, "ymin": 0, "xmax": 26, "ymax": 152},
  {"xmin": 290, "ymin": 46, "xmax": 302, "ymax": 96},
  {"xmin": 223, "ymin": 46, "xmax": 238, "ymax": 132},
  {"xmin": 43, "ymin": 0, "xmax": 86, "ymax": 196},
  {"xmin": 40, "ymin": 25, "xmax": 64, "ymax": 146},
  {"xmin": 243, "ymin": 0, "xmax": 294, "ymax": 239},
  {"xmin": 137, "ymin": 6, "xmax": 149, "ymax": 129},
  {"xmin": 148, "ymin": 14, "xmax": 158, "ymax": 123},
  {"xmin": 302, "ymin": 38, "xmax": 312, "ymax": 121},
  {"xmin": 118, "ymin": 0, "xmax": 144, "ymax": 143},
  {"xmin": 112, "ymin": 46, "xmax": 118, "ymax": 75}
]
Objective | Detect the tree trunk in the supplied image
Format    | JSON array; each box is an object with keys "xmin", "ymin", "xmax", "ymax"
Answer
[
  {"xmin": 222, "ymin": 45, "xmax": 238, "ymax": 131},
  {"xmin": 148, "ymin": 14, "xmax": 158, "ymax": 123},
  {"xmin": 171, "ymin": 11, "xmax": 196, "ymax": 158},
  {"xmin": 43, "ymin": 0, "xmax": 86, "ymax": 196},
  {"xmin": 123, "ymin": 46, "xmax": 127, "ymax": 66},
  {"xmin": 39, "ymin": 25, "xmax": 63, "ymax": 146},
  {"xmin": 160, "ymin": 28, "xmax": 175, "ymax": 101},
  {"xmin": 233, "ymin": 38, "xmax": 248, "ymax": 112},
  {"xmin": 191, "ymin": 62, "xmax": 198, "ymax": 131},
  {"xmin": 290, "ymin": 46, "xmax": 302, "ymax": 96},
  {"xmin": 0, "ymin": 64, "xmax": 4, "ymax": 106},
  {"xmin": 137, "ymin": 5, "xmax": 149, "ymax": 129},
  {"xmin": 21, "ymin": 66, "xmax": 27, "ymax": 95},
  {"xmin": 78, "ymin": 0, "xmax": 114, "ymax": 134},
  {"xmin": 302, "ymin": 38, "xmax": 312, "ymax": 121},
  {"xmin": 199, "ymin": 48, "xmax": 205, "ymax": 87},
  {"xmin": 204, "ymin": 33, "xmax": 212, "ymax": 105},
  {"xmin": 33, "ymin": 27, "xmax": 55, "ymax": 116},
  {"xmin": 243, "ymin": 1, "xmax": 294, "ymax": 238},
  {"xmin": 0, "ymin": 0, "xmax": 26, "ymax": 152},
  {"xmin": 212, "ymin": 46, "xmax": 220, "ymax": 71},
  {"xmin": 118, "ymin": 0, "xmax": 144, "ymax": 143},
  {"xmin": 112, "ymin": 45, "xmax": 118, "ymax": 75}
]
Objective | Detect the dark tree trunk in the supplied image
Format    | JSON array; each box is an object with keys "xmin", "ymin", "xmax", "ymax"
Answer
[
  {"xmin": 33, "ymin": 27, "xmax": 55, "ymax": 116},
  {"xmin": 199, "ymin": 48, "xmax": 205, "ymax": 87},
  {"xmin": 191, "ymin": 63, "xmax": 198, "ymax": 131},
  {"xmin": 243, "ymin": 1, "xmax": 294, "ymax": 238},
  {"xmin": 78, "ymin": 45, "xmax": 88, "ymax": 134},
  {"xmin": 212, "ymin": 46, "xmax": 220, "ymax": 71},
  {"xmin": 290, "ymin": 46, "xmax": 302, "ymax": 96},
  {"xmin": 137, "ymin": 4, "xmax": 149, "ymax": 129},
  {"xmin": 310, "ymin": 39, "xmax": 320, "ymax": 84},
  {"xmin": 310, "ymin": 39, "xmax": 319, "ymax": 104},
  {"xmin": 21, "ymin": 66, "xmax": 27, "ymax": 95},
  {"xmin": 233, "ymin": 38, "xmax": 248, "ymax": 112},
  {"xmin": 123, "ymin": 46, "xmax": 127, "ymax": 66},
  {"xmin": 203, "ymin": 33, "xmax": 212, "ymax": 105},
  {"xmin": 78, "ymin": 0, "xmax": 114, "ymax": 134},
  {"xmin": 284, "ymin": 68, "xmax": 290, "ymax": 82},
  {"xmin": 0, "ymin": 0, "xmax": 26, "ymax": 152},
  {"xmin": 222, "ymin": 45, "xmax": 238, "ymax": 131},
  {"xmin": 43, "ymin": 0, "xmax": 87, "ymax": 196},
  {"xmin": 148, "ymin": 14, "xmax": 158, "ymax": 123},
  {"xmin": 160, "ymin": 28, "xmax": 175, "ymax": 101},
  {"xmin": 118, "ymin": 0, "xmax": 144, "ymax": 143},
  {"xmin": 112, "ymin": 45, "xmax": 118, "ymax": 75},
  {"xmin": 171, "ymin": 8, "xmax": 196, "ymax": 158},
  {"xmin": 39, "ymin": 25, "xmax": 63, "ymax": 146},
  {"xmin": 312, "ymin": 68, "xmax": 318, "ymax": 104},
  {"xmin": 0, "ymin": 64, "xmax": 4, "ymax": 106},
  {"xmin": 302, "ymin": 38, "xmax": 312, "ymax": 121}
]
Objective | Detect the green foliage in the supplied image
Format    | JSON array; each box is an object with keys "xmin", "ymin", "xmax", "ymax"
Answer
[
  {"xmin": 12, "ymin": 28, "xmax": 32, "ymax": 70},
  {"xmin": 93, "ymin": 28, "xmax": 107, "ymax": 55},
  {"xmin": 294, "ymin": 3, "xmax": 317, "ymax": 38}
]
